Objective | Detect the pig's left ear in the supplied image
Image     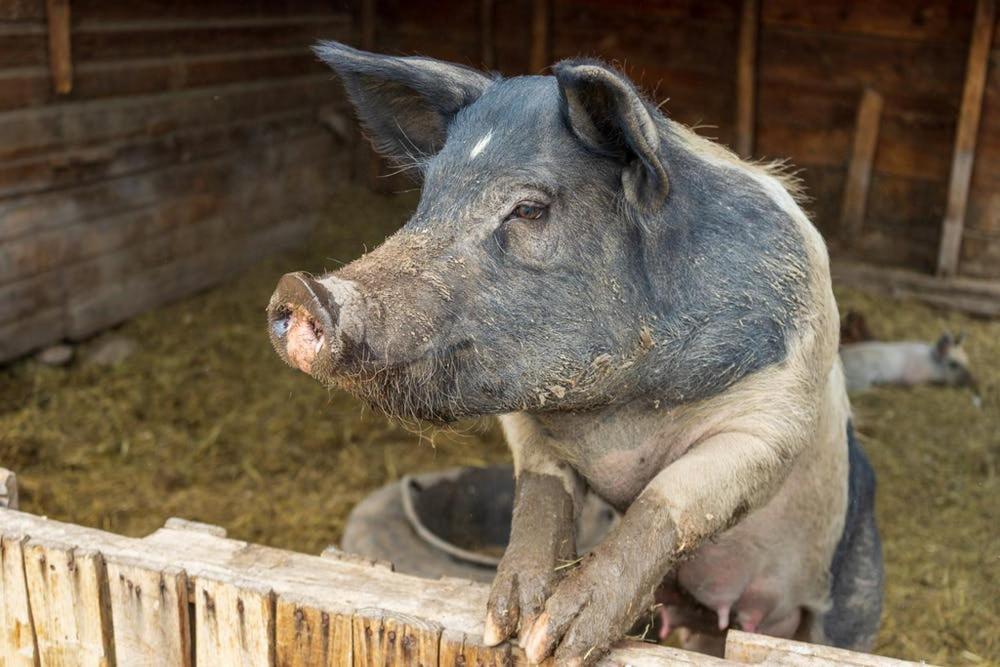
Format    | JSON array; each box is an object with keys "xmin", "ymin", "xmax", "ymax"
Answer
[
  {"xmin": 554, "ymin": 60, "xmax": 669, "ymax": 212},
  {"xmin": 314, "ymin": 41, "xmax": 491, "ymax": 163}
]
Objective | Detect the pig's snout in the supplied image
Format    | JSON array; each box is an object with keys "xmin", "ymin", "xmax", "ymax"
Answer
[{"xmin": 268, "ymin": 272, "xmax": 362, "ymax": 379}]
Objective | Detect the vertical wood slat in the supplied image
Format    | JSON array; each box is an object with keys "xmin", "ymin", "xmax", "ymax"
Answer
[
  {"xmin": 356, "ymin": 0, "xmax": 383, "ymax": 190},
  {"xmin": 195, "ymin": 577, "xmax": 275, "ymax": 667},
  {"xmin": 734, "ymin": 0, "xmax": 759, "ymax": 157},
  {"xmin": 352, "ymin": 609, "xmax": 441, "ymax": 665},
  {"xmin": 106, "ymin": 560, "xmax": 191, "ymax": 667},
  {"xmin": 1, "ymin": 535, "xmax": 38, "ymax": 667},
  {"xmin": 936, "ymin": 0, "xmax": 996, "ymax": 276},
  {"xmin": 481, "ymin": 0, "xmax": 496, "ymax": 70},
  {"xmin": 23, "ymin": 540, "xmax": 114, "ymax": 666},
  {"xmin": 529, "ymin": 0, "xmax": 551, "ymax": 73},
  {"xmin": 275, "ymin": 598, "xmax": 353, "ymax": 667},
  {"xmin": 45, "ymin": 0, "xmax": 73, "ymax": 94},
  {"xmin": 839, "ymin": 88, "xmax": 884, "ymax": 237},
  {"xmin": 439, "ymin": 628, "xmax": 513, "ymax": 666}
]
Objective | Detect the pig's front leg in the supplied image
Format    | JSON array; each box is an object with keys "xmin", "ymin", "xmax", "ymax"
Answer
[
  {"xmin": 522, "ymin": 432, "xmax": 796, "ymax": 665},
  {"xmin": 483, "ymin": 463, "xmax": 581, "ymax": 646}
]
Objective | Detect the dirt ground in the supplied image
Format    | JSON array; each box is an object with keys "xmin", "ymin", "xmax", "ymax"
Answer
[{"xmin": 1, "ymin": 188, "xmax": 996, "ymax": 665}]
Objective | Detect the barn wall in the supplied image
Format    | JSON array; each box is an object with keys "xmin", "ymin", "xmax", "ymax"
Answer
[
  {"xmin": 366, "ymin": 0, "xmax": 999, "ymax": 283},
  {"xmin": 1, "ymin": 0, "xmax": 997, "ymax": 362},
  {"xmin": 0, "ymin": 0, "xmax": 357, "ymax": 362}
]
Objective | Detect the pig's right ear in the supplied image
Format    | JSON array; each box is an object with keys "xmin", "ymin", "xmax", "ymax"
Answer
[
  {"xmin": 554, "ymin": 60, "xmax": 669, "ymax": 213},
  {"xmin": 314, "ymin": 41, "xmax": 491, "ymax": 163}
]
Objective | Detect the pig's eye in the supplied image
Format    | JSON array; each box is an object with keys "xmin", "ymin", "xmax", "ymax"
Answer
[{"xmin": 508, "ymin": 202, "xmax": 548, "ymax": 222}]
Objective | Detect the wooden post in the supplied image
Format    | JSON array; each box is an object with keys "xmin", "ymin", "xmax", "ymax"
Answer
[
  {"xmin": 0, "ymin": 536, "xmax": 38, "ymax": 667},
  {"xmin": 106, "ymin": 562, "xmax": 191, "ymax": 666},
  {"xmin": 0, "ymin": 469, "xmax": 17, "ymax": 510},
  {"xmin": 45, "ymin": 0, "xmax": 73, "ymax": 94},
  {"xmin": 481, "ymin": 0, "xmax": 496, "ymax": 70},
  {"xmin": 530, "ymin": 0, "xmax": 550, "ymax": 73},
  {"xmin": 356, "ymin": 0, "xmax": 382, "ymax": 190},
  {"xmin": 734, "ymin": 0, "xmax": 759, "ymax": 157},
  {"xmin": 24, "ymin": 541, "xmax": 115, "ymax": 665},
  {"xmin": 936, "ymin": 0, "xmax": 995, "ymax": 276},
  {"xmin": 360, "ymin": 0, "xmax": 376, "ymax": 52},
  {"xmin": 839, "ymin": 88, "xmax": 884, "ymax": 238}
]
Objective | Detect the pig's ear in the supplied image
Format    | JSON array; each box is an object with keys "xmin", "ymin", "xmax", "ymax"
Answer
[
  {"xmin": 932, "ymin": 333, "xmax": 953, "ymax": 361},
  {"xmin": 554, "ymin": 60, "xmax": 669, "ymax": 212},
  {"xmin": 314, "ymin": 41, "xmax": 491, "ymax": 162}
]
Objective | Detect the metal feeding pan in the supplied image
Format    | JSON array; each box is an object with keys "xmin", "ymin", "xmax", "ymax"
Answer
[{"xmin": 341, "ymin": 465, "xmax": 619, "ymax": 583}]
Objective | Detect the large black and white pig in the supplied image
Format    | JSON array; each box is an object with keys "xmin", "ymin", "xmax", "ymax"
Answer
[{"xmin": 267, "ymin": 42, "xmax": 884, "ymax": 664}]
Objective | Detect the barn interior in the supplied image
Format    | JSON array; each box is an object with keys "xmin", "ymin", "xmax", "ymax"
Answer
[{"xmin": 0, "ymin": 1, "xmax": 997, "ymax": 664}]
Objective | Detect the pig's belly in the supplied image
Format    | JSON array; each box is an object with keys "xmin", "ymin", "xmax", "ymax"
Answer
[{"xmin": 663, "ymin": 452, "xmax": 844, "ymax": 637}]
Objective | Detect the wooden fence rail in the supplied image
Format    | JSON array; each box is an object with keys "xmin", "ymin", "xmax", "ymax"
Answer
[{"xmin": 0, "ymin": 479, "xmax": 925, "ymax": 666}]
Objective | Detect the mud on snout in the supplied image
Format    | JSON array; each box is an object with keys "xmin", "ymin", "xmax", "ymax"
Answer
[{"xmin": 267, "ymin": 270, "xmax": 482, "ymax": 422}]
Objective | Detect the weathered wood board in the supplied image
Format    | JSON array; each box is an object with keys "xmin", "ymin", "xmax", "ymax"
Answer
[{"xmin": 0, "ymin": 507, "xmax": 932, "ymax": 666}]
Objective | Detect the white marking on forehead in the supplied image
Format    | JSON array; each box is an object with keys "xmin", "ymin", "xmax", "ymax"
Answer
[{"xmin": 470, "ymin": 130, "xmax": 493, "ymax": 159}]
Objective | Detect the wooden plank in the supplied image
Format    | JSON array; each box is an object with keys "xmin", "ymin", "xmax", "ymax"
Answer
[
  {"xmin": 839, "ymin": 88, "xmax": 884, "ymax": 238},
  {"xmin": 0, "ymin": 126, "xmax": 333, "ymax": 245},
  {"xmin": 734, "ymin": 0, "xmax": 758, "ymax": 157},
  {"xmin": 529, "ymin": 0, "xmax": 550, "ymax": 73},
  {"xmin": 0, "ymin": 535, "xmax": 38, "ymax": 667},
  {"xmin": 351, "ymin": 609, "xmax": 441, "ymax": 666},
  {"xmin": 164, "ymin": 517, "xmax": 227, "ymax": 538},
  {"xmin": 0, "ymin": 0, "xmax": 46, "ymax": 21},
  {"xmin": 0, "ymin": 271, "xmax": 63, "ymax": 325},
  {"xmin": 23, "ymin": 540, "xmax": 114, "ymax": 666},
  {"xmin": 69, "ymin": 16, "xmax": 350, "ymax": 63},
  {"xmin": 106, "ymin": 560, "xmax": 190, "ymax": 667},
  {"xmin": 758, "ymin": 27, "xmax": 969, "ymax": 100},
  {"xmin": 0, "ymin": 133, "xmax": 331, "ymax": 286},
  {"xmin": 195, "ymin": 576, "xmax": 275, "ymax": 667},
  {"xmin": 0, "ymin": 308, "xmax": 66, "ymax": 367},
  {"xmin": 0, "ymin": 510, "xmax": 686, "ymax": 666},
  {"xmin": 44, "ymin": 0, "xmax": 72, "ymax": 94},
  {"xmin": 936, "ymin": 0, "xmax": 996, "ymax": 276},
  {"xmin": 54, "ymin": 0, "xmax": 334, "ymax": 21},
  {"xmin": 832, "ymin": 259, "xmax": 1000, "ymax": 317},
  {"xmin": 65, "ymin": 216, "xmax": 315, "ymax": 340},
  {"xmin": 725, "ymin": 629, "xmax": 924, "ymax": 666},
  {"xmin": 760, "ymin": 0, "xmax": 977, "ymax": 42},
  {"xmin": 0, "ymin": 48, "xmax": 325, "ymax": 112},
  {"xmin": 480, "ymin": 0, "xmax": 496, "ymax": 69},
  {"xmin": 0, "ymin": 469, "xmax": 18, "ymax": 510},
  {"xmin": 438, "ymin": 628, "xmax": 512, "ymax": 666},
  {"xmin": 274, "ymin": 597, "xmax": 353, "ymax": 667},
  {"xmin": 0, "ymin": 73, "xmax": 338, "ymax": 162}
]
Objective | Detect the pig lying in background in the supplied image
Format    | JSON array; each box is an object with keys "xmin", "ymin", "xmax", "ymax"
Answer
[
  {"xmin": 267, "ymin": 43, "xmax": 883, "ymax": 663},
  {"xmin": 840, "ymin": 332, "xmax": 976, "ymax": 393}
]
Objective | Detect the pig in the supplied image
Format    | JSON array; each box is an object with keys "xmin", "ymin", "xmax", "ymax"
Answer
[
  {"xmin": 840, "ymin": 332, "xmax": 976, "ymax": 392},
  {"xmin": 267, "ymin": 42, "xmax": 884, "ymax": 664}
]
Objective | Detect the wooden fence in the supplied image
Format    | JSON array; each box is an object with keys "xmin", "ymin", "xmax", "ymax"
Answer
[{"xmin": 0, "ymin": 470, "xmax": 925, "ymax": 667}]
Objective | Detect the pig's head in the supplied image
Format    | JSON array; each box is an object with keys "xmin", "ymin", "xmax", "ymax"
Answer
[
  {"xmin": 931, "ymin": 332, "xmax": 976, "ymax": 389},
  {"xmin": 268, "ymin": 43, "xmax": 814, "ymax": 422},
  {"xmin": 267, "ymin": 44, "xmax": 702, "ymax": 422}
]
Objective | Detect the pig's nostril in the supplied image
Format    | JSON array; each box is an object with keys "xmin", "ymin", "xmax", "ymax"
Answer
[{"xmin": 271, "ymin": 305, "xmax": 292, "ymax": 338}]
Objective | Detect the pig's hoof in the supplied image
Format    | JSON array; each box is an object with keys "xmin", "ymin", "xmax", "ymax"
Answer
[
  {"xmin": 521, "ymin": 556, "xmax": 651, "ymax": 666},
  {"xmin": 485, "ymin": 560, "xmax": 560, "ymax": 647}
]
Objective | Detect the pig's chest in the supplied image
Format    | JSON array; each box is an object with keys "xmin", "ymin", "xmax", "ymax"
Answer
[{"xmin": 527, "ymin": 407, "xmax": 692, "ymax": 510}]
